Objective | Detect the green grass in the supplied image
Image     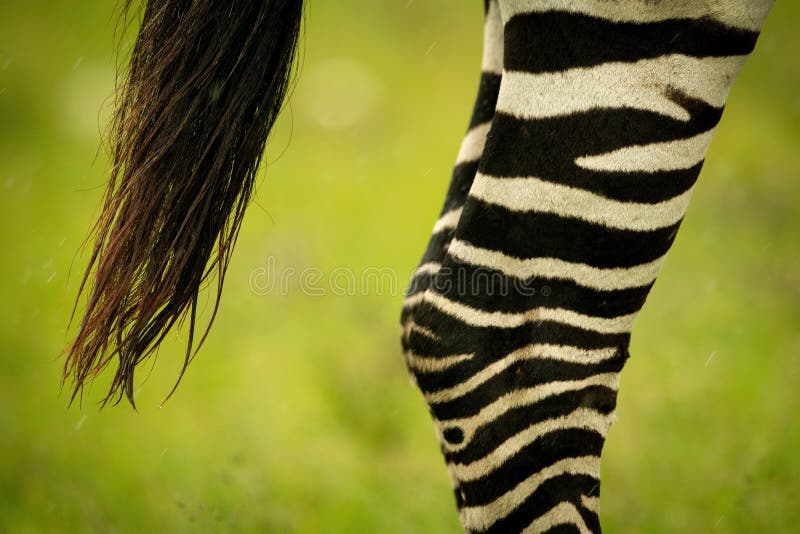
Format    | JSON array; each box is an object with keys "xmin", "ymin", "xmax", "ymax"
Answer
[{"xmin": 1, "ymin": 1, "xmax": 798, "ymax": 532}]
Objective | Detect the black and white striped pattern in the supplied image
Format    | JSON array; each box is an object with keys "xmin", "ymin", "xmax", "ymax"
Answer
[{"xmin": 401, "ymin": 1, "xmax": 772, "ymax": 532}]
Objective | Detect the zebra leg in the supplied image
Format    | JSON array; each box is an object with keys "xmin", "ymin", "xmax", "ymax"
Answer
[
  {"xmin": 404, "ymin": 1, "xmax": 773, "ymax": 532},
  {"xmin": 401, "ymin": 0, "xmax": 503, "ymax": 333}
]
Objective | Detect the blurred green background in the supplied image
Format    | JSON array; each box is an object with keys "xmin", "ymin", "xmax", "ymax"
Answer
[{"xmin": 1, "ymin": 1, "xmax": 798, "ymax": 532}]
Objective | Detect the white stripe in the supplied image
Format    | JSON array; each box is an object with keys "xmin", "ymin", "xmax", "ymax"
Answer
[
  {"xmin": 449, "ymin": 408, "xmax": 613, "ymax": 481},
  {"xmin": 413, "ymin": 262, "xmax": 441, "ymax": 278},
  {"xmin": 460, "ymin": 456, "xmax": 601, "ymax": 532},
  {"xmin": 423, "ymin": 291, "xmax": 638, "ymax": 333},
  {"xmin": 468, "ymin": 172, "xmax": 694, "ymax": 232},
  {"xmin": 500, "ymin": 0, "xmax": 772, "ymax": 31},
  {"xmin": 410, "ymin": 323, "xmax": 439, "ymax": 341},
  {"xmin": 432, "ymin": 207, "xmax": 462, "ymax": 234},
  {"xmin": 457, "ymin": 122, "xmax": 492, "ymax": 164},
  {"xmin": 576, "ymin": 130, "xmax": 715, "ymax": 173},
  {"xmin": 581, "ymin": 494, "xmax": 600, "ymax": 514},
  {"xmin": 402, "ymin": 292, "xmax": 425, "ymax": 309},
  {"xmin": 439, "ymin": 373, "xmax": 620, "ymax": 452},
  {"xmin": 497, "ymin": 55, "xmax": 747, "ymax": 121},
  {"xmin": 448, "ymin": 239, "xmax": 665, "ymax": 292},
  {"xmin": 482, "ymin": 0, "xmax": 504, "ymax": 74},
  {"xmin": 405, "ymin": 352, "xmax": 475, "ymax": 373},
  {"xmin": 522, "ymin": 502, "xmax": 592, "ymax": 534},
  {"xmin": 425, "ymin": 343, "xmax": 617, "ymax": 404}
]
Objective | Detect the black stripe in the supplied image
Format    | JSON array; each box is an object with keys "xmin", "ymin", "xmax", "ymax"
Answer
[
  {"xmin": 469, "ymin": 72, "xmax": 502, "ymax": 130},
  {"xmin": 404, "ymin": 228, "xmax": 454, "ymax": 303},
  {"xmin": 577, "ymin": 505, "xmax": 602, "ymax": 534},
  {"xmin": 405, "ymin": 321, "xmax": 626, "ymax": 366},
  {"xmin": 405, "ymin": 269, "xmax": 437, "ymax": 300},
  {"xmin": 541, "ymin": 525, "xmax": 582, "ymax": 534},
  {"xmin": 415, "ymin": 328, "xmax": 624, "ymax": 391},
  {"xmin": 457, "ymin": 200, "xmax": 682, "ymax": 268},
  {"xmin": 406, "ymin": 304, "xmax": 630, "ymax": 363},
  {"xmin": 504, "ymin": 12, "xmax": 759, "ymax": 73},
  {"xmin": 430, "ymin": 262, "xmax": 654, "ymax": 318},
  {"xmin": 444, "ymin": 386, "xmax": 617, "ymax": 464},
  {"xmin": 481, "ymin": 474, "xmax": 600, "ymax": 534},
  {"xmin": 476, "ymin": 161, "xmax": 704, "ymax": 204},
  {"xmin": 415, "ymin": 231, "xmax": 451, "ymax": 273},
  {"xmin": 441, "ymin": 160, "xmax": 479, "ymax": 214},
  {"xmin": 456, "ymin": 428, "xmax": 605, "ymax": 505},
  {"xmin": 478, "ymin": 97, "xmax": 722, "ymax": 187},
  {"xmin": 428, "ymin": 355, "xmax": 626, "ymax": 421},
  {"xmin": 552, "ymin": 163, "xmax": 706, "ymax": 204}
]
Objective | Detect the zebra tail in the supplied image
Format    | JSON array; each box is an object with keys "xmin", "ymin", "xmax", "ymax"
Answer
[{"xmin": 63, "ymin": 0, "xmax": 304, "ymax": 408}]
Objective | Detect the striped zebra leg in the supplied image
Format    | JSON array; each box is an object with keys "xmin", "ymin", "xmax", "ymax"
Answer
[
  {"xmin": 403, "ymin": 1, "xmax": 773, "ymax": 532},
  {"xmin": 401, "ymin": 0, "xmax": 503, "ymax": 330}
]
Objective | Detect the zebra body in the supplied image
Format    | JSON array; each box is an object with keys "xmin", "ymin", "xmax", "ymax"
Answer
[{"xmin": 401, "ymin": 1, "xmax": 773, "ymax": 532}]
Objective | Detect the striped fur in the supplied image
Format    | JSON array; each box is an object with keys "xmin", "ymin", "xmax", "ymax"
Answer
[{"xmin": 401, "ymin": 1, "xmax": 773, "ymax": 532}]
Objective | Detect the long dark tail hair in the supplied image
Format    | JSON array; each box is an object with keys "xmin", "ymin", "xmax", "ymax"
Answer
[{"xmin": 63, "ymin": 0, "xmax": 304, "ymax": 407}]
